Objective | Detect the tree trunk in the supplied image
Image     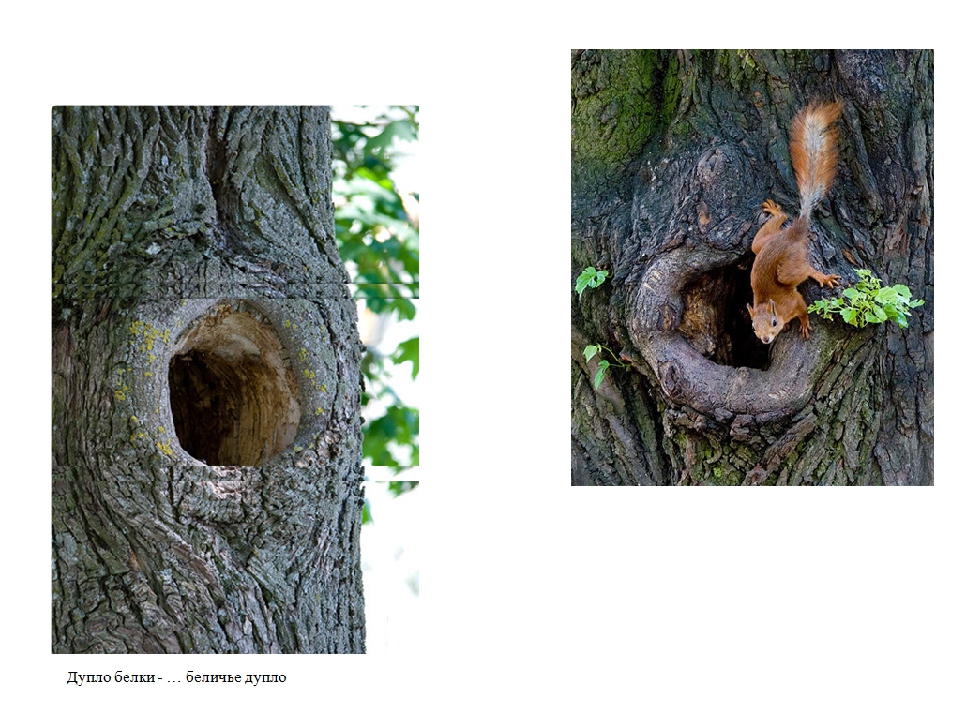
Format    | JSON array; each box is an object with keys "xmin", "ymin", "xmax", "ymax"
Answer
[
  {"xmin": 52, "ymin": 107, "xmax": 366, "ymax": 652},
  {"xmin": 571, "ymin": 50, "xmax": 933, "ymax": 486}
]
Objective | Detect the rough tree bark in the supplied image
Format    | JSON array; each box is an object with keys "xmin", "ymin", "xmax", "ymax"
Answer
[
  {"xmin": 52, "ymin": 107, "xmax": 366, "ymax": 652},
  {"xmin": 571, "ymin": 50, "xmax": 933, "ymax": 486}
]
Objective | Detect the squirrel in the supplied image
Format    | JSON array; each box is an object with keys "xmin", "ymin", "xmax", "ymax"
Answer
[{"xmin": 747, "ymin": 101, "xmax": 843, "ymax": 344}]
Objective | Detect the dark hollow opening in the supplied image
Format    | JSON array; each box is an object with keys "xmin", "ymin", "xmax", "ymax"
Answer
[
  {"xmin": 678, "ymin": 261, "xmax": 771, "ymax": 370},
  {"xmin": 168, "ymin": 304, "xmax": 301, "ymax": 466}
]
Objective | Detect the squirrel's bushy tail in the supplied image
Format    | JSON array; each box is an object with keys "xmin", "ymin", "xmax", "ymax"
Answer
[{"xmin": 790, "ymin": 101, "xmax": 843, "ymax": 219}]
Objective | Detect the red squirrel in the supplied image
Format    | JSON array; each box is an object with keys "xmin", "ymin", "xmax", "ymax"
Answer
[{"xmin": 748, "ymin": 101, "xmax": 843, "ymax": 344}]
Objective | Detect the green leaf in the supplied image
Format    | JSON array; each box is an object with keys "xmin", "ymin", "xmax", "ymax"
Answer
[
  {"xmin": 576, "ymin": 266, "xmax": 609, "ymax": 297},
  {"xmin": 875, "ymin": 286, "xmax": 899, "ymax": 303},
  {"xmin": 593, "ymin": 361, "xmax": 609, "ymax": 389},
  {"xmin": 583, "ymin": 345, "xmax": 599, "ymax": 361},
  {"xmin": 576, "ymin": 268, "xmax": 596, "ymax": 296},
  {"xmin": 393, "ymin": 337, "xmax": 419, "ymax": 379},
  {"xmin": 842, "ymin": 288, "xmax": 860, "ymax": 300},
  {"xmin": 891, "ymin": 284, "xmax": 912, "ymax": 299},
  {"xmin": 394, "ymin": 297, "xmax": 417, "ymax": 321}
]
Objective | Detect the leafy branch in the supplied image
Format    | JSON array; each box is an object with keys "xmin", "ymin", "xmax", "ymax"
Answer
[{"xmin": 808, "ymin": 268, "xmax": 924, "ymax": 329}]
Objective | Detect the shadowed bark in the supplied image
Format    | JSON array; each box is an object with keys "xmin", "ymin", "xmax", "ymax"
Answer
[
  {"xmin": 571, "ymin": 50, "xmax": 933, "ymax": 486},
  {"xmin": 52, "ymin": 107, "xmax": 366, "ymax": 652}
]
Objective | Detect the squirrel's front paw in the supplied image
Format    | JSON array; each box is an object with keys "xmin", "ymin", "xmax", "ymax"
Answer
[{"xmin": 821, "ymin": 274, "xmax": 841, "ymax": 288}]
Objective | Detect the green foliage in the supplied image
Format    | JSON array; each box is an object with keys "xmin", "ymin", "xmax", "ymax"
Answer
[
  {"xmin": 332, "ymin": 107, "xmax": 419, "ymax": 478},
  {"xmin": 578, "ymin": 267, "xmax": 623, "ymax": 388},
  {"xmin": 359, "ymin": 336, "xmax": 419, "ymax": 468},
  {"xmin": 333, "ymin": 106, "xmax": 418, "ymax": 316},
  {"xmin": 576, "ymin": 266, "xmax": 609, "ymax": 297},
  {"xmin": 808, "ymin": 269, "xmax": 924, "ymax": 329},
  {"xmin": 363, "ymin": 405, "xmax": 419, "ymax": 468},
  {"xmin": 583, "ymin": 344, "xmax": 626, "ymax": 389},
  {"xmin": 387, "ymin": 480, "xmax": 418, "ymax": 497}
]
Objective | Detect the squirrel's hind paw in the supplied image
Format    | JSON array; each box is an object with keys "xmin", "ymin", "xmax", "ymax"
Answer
[{"xmin": 761, "ymin": 199, "xmax": 783, "ymax": 215}]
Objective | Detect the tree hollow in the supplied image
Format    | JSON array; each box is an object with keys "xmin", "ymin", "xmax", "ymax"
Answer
[{"xmin": 168, "ymin": 303, "xmax": 301, "ymax": 466}]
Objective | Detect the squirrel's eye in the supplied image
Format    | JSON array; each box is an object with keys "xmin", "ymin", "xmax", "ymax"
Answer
[{"xmin": 772, "ymin": 319, "xmax": 778, "ymax": 327}]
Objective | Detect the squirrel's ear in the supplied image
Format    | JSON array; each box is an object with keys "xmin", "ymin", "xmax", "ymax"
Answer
[
  {"xmin": 747, "ymin": 303, "xmax": 754, "ymax": 317},
  {"xmin": 769, "ymin": 299, "xmax": 777, "ymax": 314}
]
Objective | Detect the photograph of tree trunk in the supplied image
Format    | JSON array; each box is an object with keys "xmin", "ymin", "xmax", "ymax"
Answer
[
  {"xmin": 52, "ymin": 107, "xmax": 366, "ymax": 652},
  {"xmin": 572, "ymin": 50, "xmax": 932, "ymax": 486}
]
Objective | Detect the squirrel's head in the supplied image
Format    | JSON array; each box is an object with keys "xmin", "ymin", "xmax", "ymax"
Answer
[{"xmin": 747, "ymin": 299, "xmax": 783, "ymax": 345}]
